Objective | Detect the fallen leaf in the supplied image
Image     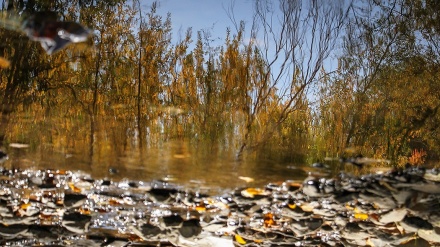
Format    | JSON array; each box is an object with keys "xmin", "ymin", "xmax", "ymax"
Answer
[
  {"xmin": 418, "ymin": 229, "xmax": 440, "ymax": 243},
  {"xmin": 379, "ymin": 208, "xmax": 407, "ymax": 224},
  {"xmin": 354, "ymin": 213, "xmax": 369, "ymax": 220},
  {"xmin": 300, "ymin": 202, "xmax": 314, "ymax": 212},
  {"xmin": 234, "ymin": 234, "xmax": 247, "ymax": 245},
  {"xmin": 241, "ymin": 188, "xmax": 269, "ymax": 198},
  {"xmin": 264, "ymin": 212, "xmax": 276, "ymax": 227}
]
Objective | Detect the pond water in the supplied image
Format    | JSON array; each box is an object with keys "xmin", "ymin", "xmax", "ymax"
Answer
[
  {"xmin": 2, "ymin": 114, "xmax": 317, "ymax": 192},
  {"xmin": 0, "ymin": 6, "xmax": 336, "ymax": 193}
]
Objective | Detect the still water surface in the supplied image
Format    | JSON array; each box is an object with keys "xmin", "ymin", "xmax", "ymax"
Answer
[{"xmin": 3, "ymin": 132, "xmax": 307, "ymax": 191}]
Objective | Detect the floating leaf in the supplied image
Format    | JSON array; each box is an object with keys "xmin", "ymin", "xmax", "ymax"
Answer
[
  {"xmin": 9, "ymin": 143, "xmax": 30, "ymax": 149},
  {"xmin": 238, "ymin": 176, "xmax": 254, "ymax": 183}
]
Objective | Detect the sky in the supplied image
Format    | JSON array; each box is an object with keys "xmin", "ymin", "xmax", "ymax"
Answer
[
  {"xmin": 154, "ymin": 0, "xmax": 256, "ymax": 45},
  {"xmin": 150, "ymin": 0, "xmax": 341, "ymax": 104}
]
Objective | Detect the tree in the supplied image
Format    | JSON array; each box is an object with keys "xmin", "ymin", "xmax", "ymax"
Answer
[
  {"xmin": 316, "ymin": 0, "xmax": 440, "ymax": 164},
  {"xmin": 231, "ymin": 0, "xmax": 349, "ymax": 158}
]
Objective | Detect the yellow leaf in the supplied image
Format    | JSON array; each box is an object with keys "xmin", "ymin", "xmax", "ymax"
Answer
[
  {"xmin": 195, "ymin": 205, "xmax": 206, "ymax": 212},
  {"xmin": 264, "ymin": 212, "xmax": 276, "ymax": 227},
  {"xmin": 354, "ymin": 213, "xmax": 369, "ymax": 220},
  {"xmin": 288, "ymin": 203, "xmax": 296, "ymax": 209},
  {"xmin": 68, "ymin": 182, "xmax": 82, "ymax": 193},
  {"xmin": 241, "ymin": 188, "xmax": 269, "ymax": 198},
  {"xmin": 235, "ymin": 234, "xmax": 247, "ymax": 245}
]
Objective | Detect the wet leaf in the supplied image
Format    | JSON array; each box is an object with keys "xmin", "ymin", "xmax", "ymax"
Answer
[
  {"xmin": 68, "ymin": 182, "xmax": 82, "ymax": 193},
  {"xmin": 234, "ymin": 234, "xmax": 247, "ymax": 244},
  {"xmin": 300, "ymin": 202, "xmax": 314, "ymax": 212},
  {"xmin": 264, "ymin": 212, "xmax": 276, "ymax": 227},
  {"xmin": 240, "ymin": 188, "xmax": 269, "ymax": 198},
  {"xmin": 424, "ymin": 172, "xmax": 440, "ymax": 182},
  {"xmin": 179, "ymin": 219, "xmax": 202, "ymax": 237},
  {"xmin": 341, "ymin": 229, "xmax": 370, "ymax": 241},
  {"xmin": 360, "ymin": 193, "xmax": 396, "ymax": 209},
  {"xmin": 354, "ymin": 213, "xmax": 369, "ymax": 220},
  {"xmin": 379, "ymin": 208, "xmax": 407, "ymax": 224},
  {"xmin": 0, "ymin": 224, "xmax": 28, "ymax": 236},
  {"xmin": 403, "ymin": 216, "xmax": 433, "ymax": 230},
  {"xmin": 238, "ymin": 176, "xmax": 254, "ymax": 183},
  {"xmin": 418, "ymin": 228, "xmax": 440, "ymax": 243},
  {"xmin": 8, "ymin": 143, "xmax": 29, "ymax": 149}
]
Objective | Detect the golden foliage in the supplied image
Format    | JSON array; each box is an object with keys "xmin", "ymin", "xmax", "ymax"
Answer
[
  {"xmin": 2, "ymin": 0, "xmax": 440, "ymax": 173},
  {"xmin": 408, "ymin": 149, "xmax": 427, "ymax": 166},
  {"xmin": 0, "ymin": 57, "xmax": 10, "ymax": 68}
]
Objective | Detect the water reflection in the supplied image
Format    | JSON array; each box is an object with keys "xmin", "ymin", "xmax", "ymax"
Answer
[{"xmin": 1, "ymin": 114, "xmax": 309, "ymax": 191}]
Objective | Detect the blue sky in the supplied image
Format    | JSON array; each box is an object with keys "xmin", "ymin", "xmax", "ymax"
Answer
[{"xmin": 154, "ymin": 0, "xmax": 255, "ymax": 44}]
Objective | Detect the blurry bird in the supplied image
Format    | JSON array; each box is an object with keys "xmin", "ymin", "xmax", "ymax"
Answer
[
  {"xmin": 21, "ymin": 11, "xmax": 92, "ymax": 54},
  {"xmin": 0, "ymin": 10, "xmax": 92, "ymax": 54}
]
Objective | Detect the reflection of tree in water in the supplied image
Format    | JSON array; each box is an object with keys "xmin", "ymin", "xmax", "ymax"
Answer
[
  {"xmin": 0, "ymin": 1, "xmax": 93, "ymax": 154},
  {"xmin": 3, "ymin": 0, "xmax": 440, "ymax": 174}
]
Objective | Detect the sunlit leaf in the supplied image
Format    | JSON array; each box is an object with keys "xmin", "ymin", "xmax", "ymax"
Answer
[
  {"xmin": 234, "ymin": 234, "xmax": 246, "ymax": 245},
  {"xmin": 263, "ymin": 212, "xmax": 276, "ymax": 227},
  {"xmin": 354, "ymin": 213, "xmax": 369, "ymax": 220},
  {"xmin": 241, "ymin": 188, "xmax": 270, "ymax": 198},
  {"xmin": 68, "ymin": 183, "xmax": 82, "ymax": 193},
  {"xmin": 300, "ymin": 203, "xmax": 314, "ymax": 212},
  {"xmin": 379, "ymin": 208, "xmax": 407, "ymax": 224},
  {"xmin": 9, "ymin": 143, "xmax": 30, "ymax": 149},
  {"xmin": 195, "ymin": 205, "xmax": 206, "ymax": 213},
  {"xmin": 238, "ymin": 176, "xmax": 254, "ymax": 183},
  {"xmin": 418, "ymin": 229, "xmax": 440, "ymax": 243}
]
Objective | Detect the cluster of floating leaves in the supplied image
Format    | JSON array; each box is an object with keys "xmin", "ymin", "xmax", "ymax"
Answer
[{"xmin": 1, "ymin": 166, "xmax": 440, "ymax": 246}]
